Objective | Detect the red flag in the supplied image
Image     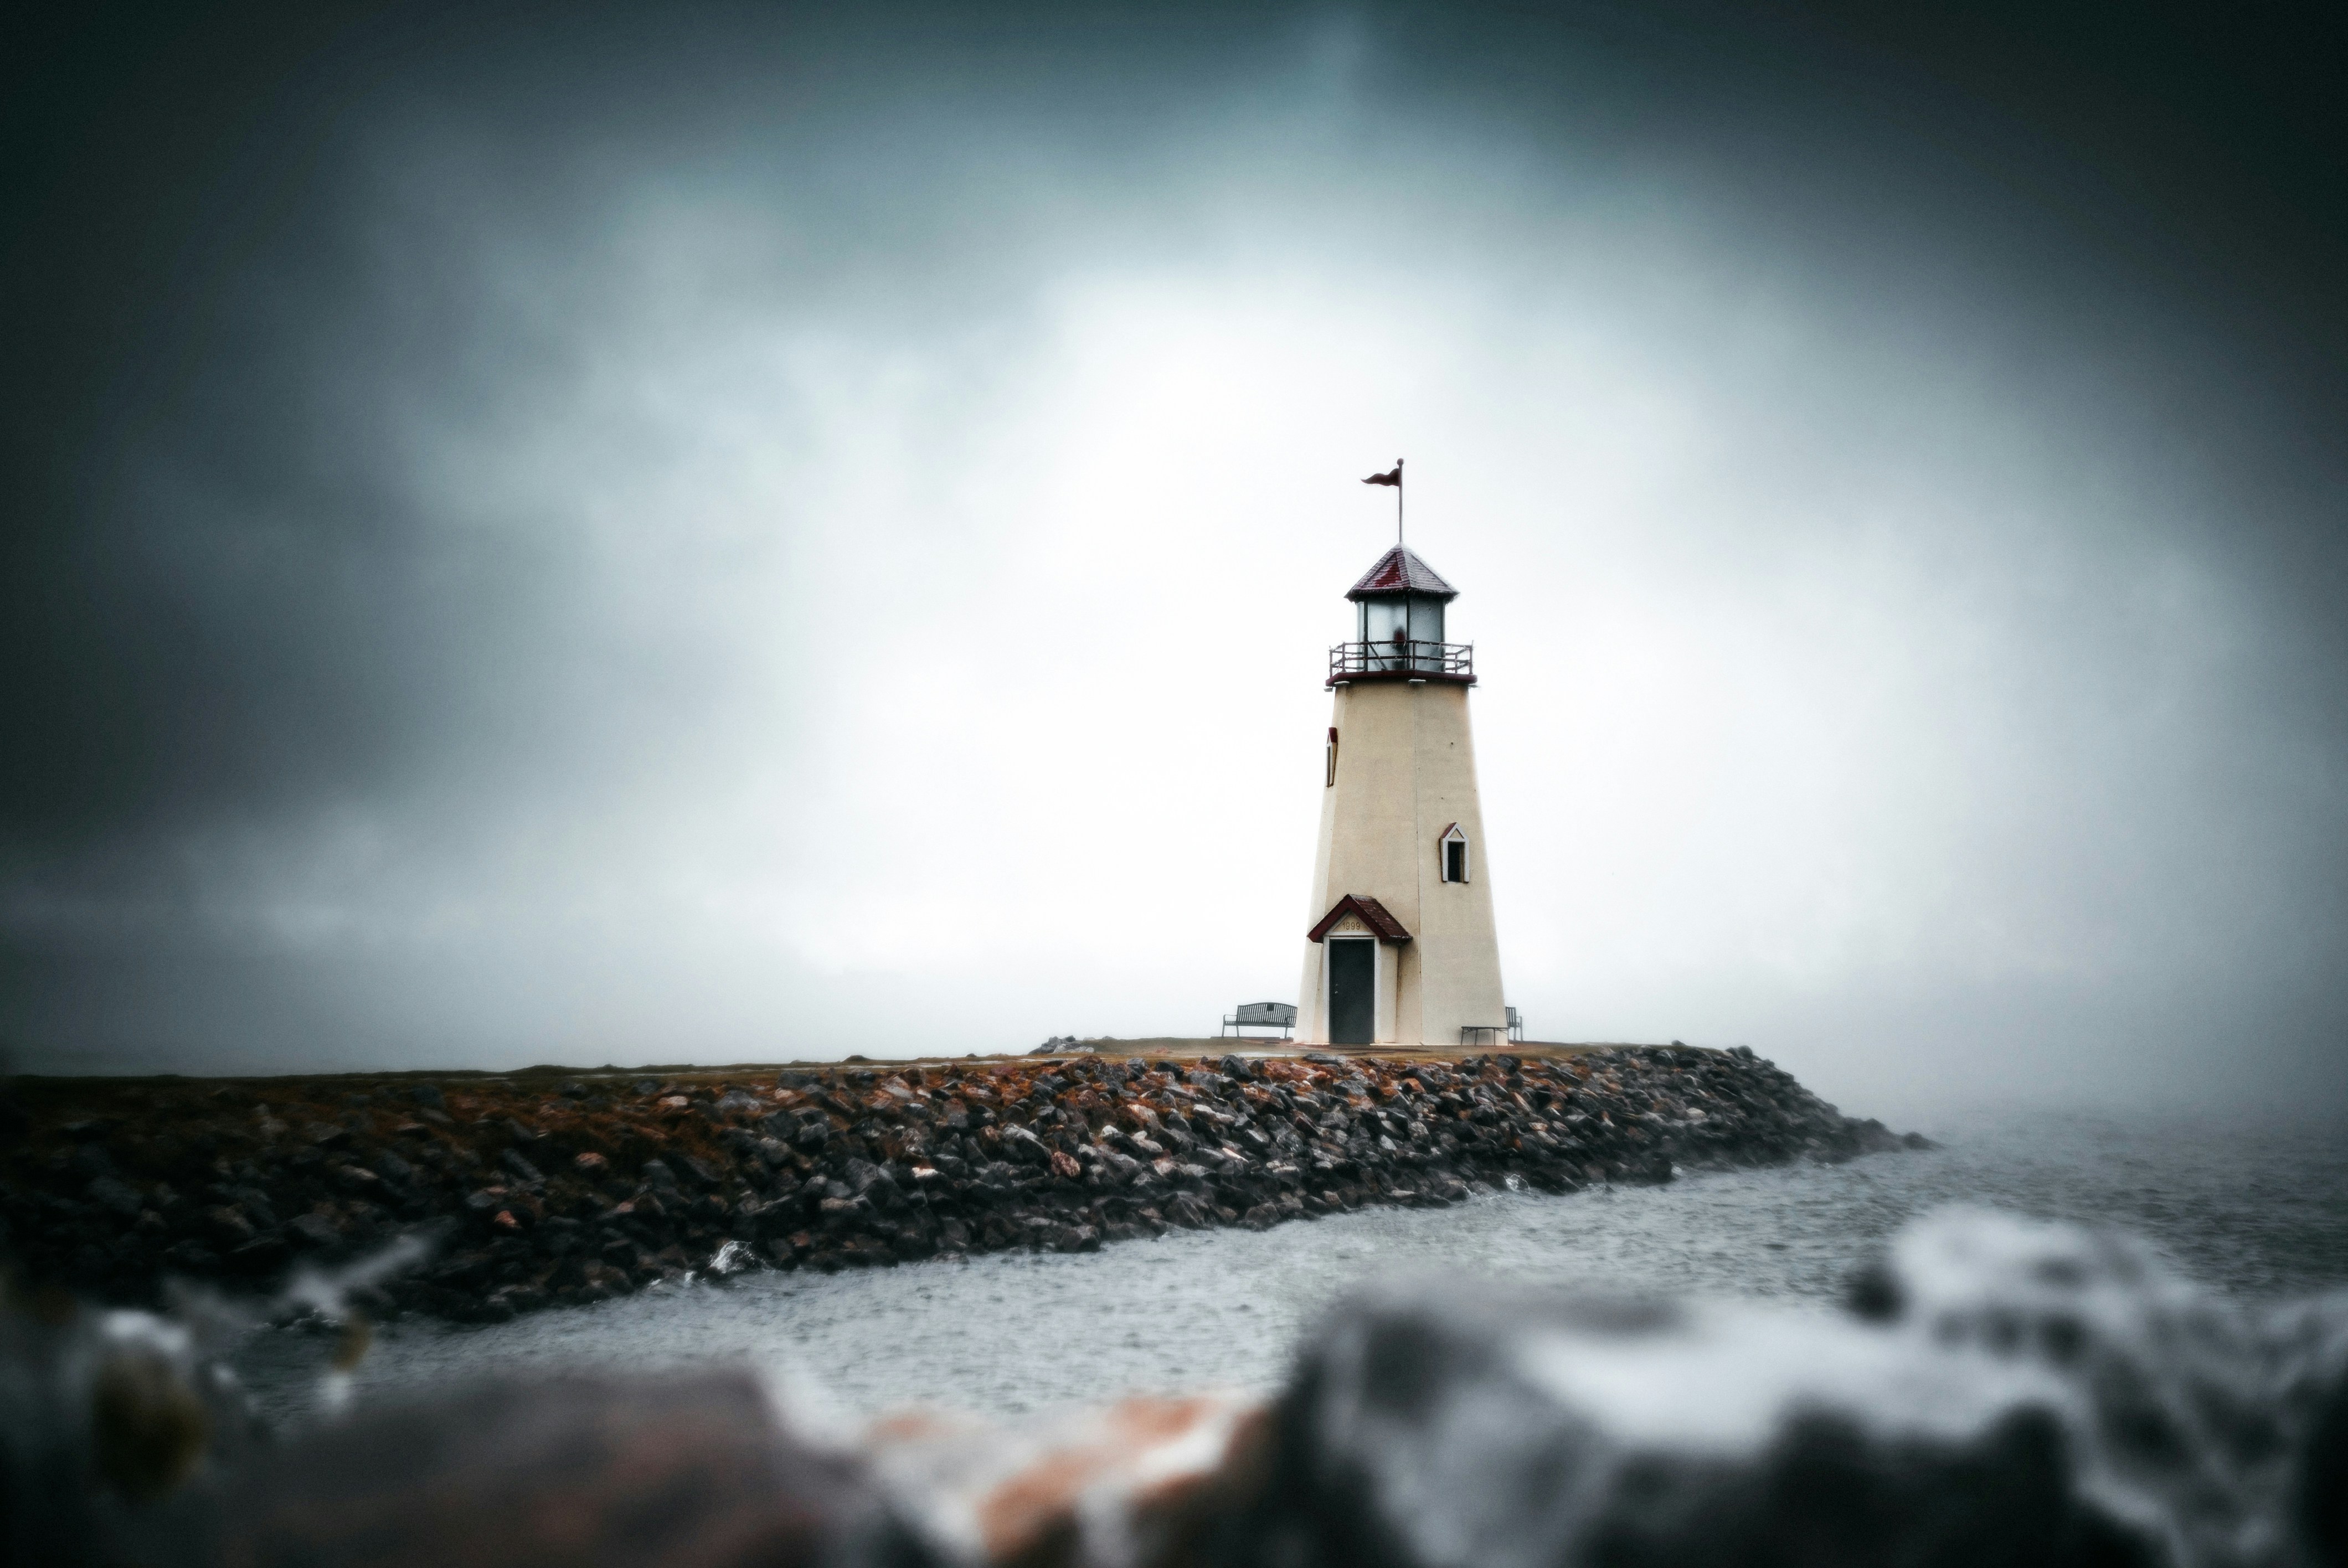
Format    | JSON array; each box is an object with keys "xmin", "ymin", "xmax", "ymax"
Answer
[{"xmin": 1362, "ymin": 463, "xmax": 1402, "ymax": 487}]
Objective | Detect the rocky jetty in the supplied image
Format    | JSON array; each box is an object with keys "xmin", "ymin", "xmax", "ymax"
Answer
[{"xmin": 0, "ymin": 1046, "xmax": 1921, "ymax": 1324}]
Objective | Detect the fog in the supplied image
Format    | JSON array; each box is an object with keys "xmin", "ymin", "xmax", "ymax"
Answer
[{"xmin": 3, "ymin": 3, "xmax": 2344, "ymax": 1117}]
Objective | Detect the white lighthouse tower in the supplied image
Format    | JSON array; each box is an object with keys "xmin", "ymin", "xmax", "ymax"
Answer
[{"xmin": 1297, "ymin": 539, "xmax": 1508, "ymax": 1048}]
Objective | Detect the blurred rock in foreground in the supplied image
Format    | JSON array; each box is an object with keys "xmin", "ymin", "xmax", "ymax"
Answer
[
  {"xmin": 7, "ymin": 1210, "xmax": 2345, "ymax": 1568},
  {"xmin": 1224, "ymin": 1209, "xmax": 2348, "ymax": 1568}
]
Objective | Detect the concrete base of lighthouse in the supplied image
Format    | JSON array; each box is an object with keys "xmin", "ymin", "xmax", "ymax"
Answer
[{"xmin": 1297, "ymin": 678, "xmax": 1506, "ymax": 1047}]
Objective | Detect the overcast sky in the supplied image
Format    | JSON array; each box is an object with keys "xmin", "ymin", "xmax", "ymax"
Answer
[{"xmin": 3, "ymin": 2, "xmax": 2344, "ymax": 1117}]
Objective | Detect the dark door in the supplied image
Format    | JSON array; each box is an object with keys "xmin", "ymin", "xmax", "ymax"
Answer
[{"xmin": 1329, "ymin": 939, "xmax": 1376, "ymax": 1045}]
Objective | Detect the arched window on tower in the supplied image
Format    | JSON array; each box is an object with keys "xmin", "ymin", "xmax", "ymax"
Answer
[{"xmin": 1439, "ymin": 823, "xmax": 1470, "ymax": 884}]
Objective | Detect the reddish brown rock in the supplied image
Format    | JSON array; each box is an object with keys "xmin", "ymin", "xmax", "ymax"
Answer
[
  {"xmin": 867, "ymin": 1392, "xmax": 1266, "ymax": 1568},
  {"xmin": 217, "ymin": 1371, "xmax": 923, "ymax": 1568}
]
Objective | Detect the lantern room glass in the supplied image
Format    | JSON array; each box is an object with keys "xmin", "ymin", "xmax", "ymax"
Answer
[{"xmin": 1357, "ymin": 596, "xmax": 1445, "ymax": 671}]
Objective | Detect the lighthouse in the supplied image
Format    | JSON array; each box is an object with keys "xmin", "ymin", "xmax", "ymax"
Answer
[{"xmin": 1297, "ymin": 541, "xmax": 1509, "ymax": 1048}]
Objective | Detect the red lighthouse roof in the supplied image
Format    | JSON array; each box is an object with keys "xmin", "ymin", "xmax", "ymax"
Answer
[
  {"xmin": 1307, "ymin": 894, "xmax": 1414, "ymax": 943},
  {"xmin": 1346, "ymin": 545, "xmax": 1458, "ymax": 602}
]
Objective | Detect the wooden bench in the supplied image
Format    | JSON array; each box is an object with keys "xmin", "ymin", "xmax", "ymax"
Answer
[
  {"xmin": 1464, "ymin": 1010, "xmax": 1526, "ymax": 1048},
  {"xmin": 1221, "ymin": 1002, "xmax": 1297, "ymax": 1039}
]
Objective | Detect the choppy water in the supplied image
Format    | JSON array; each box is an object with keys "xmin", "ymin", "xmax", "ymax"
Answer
[{"xmin": 232, "ymin": 1106, "xmax": 2348, "ymax": 1427}]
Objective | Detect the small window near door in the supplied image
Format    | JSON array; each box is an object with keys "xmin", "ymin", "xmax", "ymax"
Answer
[{"xmin": 1440, "ymin": 825, "xmax": 1470, "ymax": 883}]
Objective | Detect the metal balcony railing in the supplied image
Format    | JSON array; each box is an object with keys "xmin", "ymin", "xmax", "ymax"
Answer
[{"xmin": 1328, "ymin": 638, "xmax": 1475, "ymax": 683}]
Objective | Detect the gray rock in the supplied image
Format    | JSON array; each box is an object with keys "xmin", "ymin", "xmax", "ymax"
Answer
[
  {"xmin": 159, "ymin": 1239, "xmax": 220, "ymax": 1274},
  {"xmin": 85, "ymin": 1176, "xmax": 143, "ymax": 1220},
  {"xmin": 1164, "ymin": 1195, "xmax": 1211, "ymax": 1230},
  {"xmin": 287, "ymin": 1213, "xmax": 341, "ymax": 1250},
  {"xmin": 334, "ymin": 1164, "xmax": 386, "ymax": 1196},
  {"xmin": 226, "ymin": 1235, "xmax": 289, "ymax": 1276},
  {"xmin": 1224, "ymin": 1211, "xmax": 2348, "ymax": 1568},
  {"xmin": 229, "ymin": 1187, "xmax": 280, "ymax": 1230}
]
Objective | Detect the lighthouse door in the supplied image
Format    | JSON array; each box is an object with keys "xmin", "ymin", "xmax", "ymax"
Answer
[{"xmin": 1328, "ymin": 938, "xmax": 1376, "ymax": 1045}]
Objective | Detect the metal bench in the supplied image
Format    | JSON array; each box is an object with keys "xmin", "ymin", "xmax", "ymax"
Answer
[
  {"xmin": 1221, "ymin": 1002, "xmax": 1297, "ymax": 1039},
  {"xmin": 1459, "ymin": 1024, "xmax": 1506, "ymax": 1048}
]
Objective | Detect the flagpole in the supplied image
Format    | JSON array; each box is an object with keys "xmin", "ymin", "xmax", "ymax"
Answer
[{"xmin": 1362, "ymin": 459, "xmax": 1405, "ymax": 545}]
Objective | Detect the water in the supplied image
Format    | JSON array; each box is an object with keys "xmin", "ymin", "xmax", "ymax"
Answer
[{"xmin": 231, "ymin": 1106, "xmax": 2348, "ymax": 1427}]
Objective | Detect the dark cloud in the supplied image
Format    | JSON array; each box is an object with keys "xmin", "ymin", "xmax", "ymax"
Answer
[{"xmin": 2, "ymin": 1, "xmax": 2343, "ymax": 1101}]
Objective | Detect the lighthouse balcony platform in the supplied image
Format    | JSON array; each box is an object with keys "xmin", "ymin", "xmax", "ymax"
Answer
[{"xmin": 1327, "ymin": 639, "xmax": 1475, "ymax": 686}]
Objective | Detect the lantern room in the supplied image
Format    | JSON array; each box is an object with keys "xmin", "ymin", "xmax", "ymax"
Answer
[{"xmin": 1329, "ymin": 545, "xmax": 1474, "ymax": 684}]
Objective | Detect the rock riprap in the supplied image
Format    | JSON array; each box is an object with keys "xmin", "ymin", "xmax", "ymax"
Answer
[{"xmin": 0, "ymin": 1046, "xmax": 1921, "ymax": 1323}]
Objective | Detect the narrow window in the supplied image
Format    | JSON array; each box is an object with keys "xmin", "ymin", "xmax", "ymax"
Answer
[
  {"xmin": 1326, "ymin": 726, "xmax": 1338, "ymax": 788},
  {"xmin": 1439, "ymin": 824, "xmax": 1470, "ymax": 883}
]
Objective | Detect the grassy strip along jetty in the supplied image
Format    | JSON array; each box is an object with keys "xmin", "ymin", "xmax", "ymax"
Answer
[{"xmin": 0, "ymin": 1046, "xmax": 1922, "ymax": 1324}]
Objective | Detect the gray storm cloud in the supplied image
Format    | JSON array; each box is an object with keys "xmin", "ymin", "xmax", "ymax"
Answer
[{"xmin": 2, "ymin": 4, "xmax": 2342, "ymax": 1117}]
